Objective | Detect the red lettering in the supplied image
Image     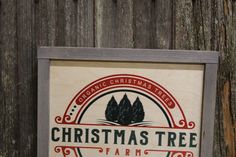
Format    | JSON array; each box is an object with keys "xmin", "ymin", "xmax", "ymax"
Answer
[
  {"xmin": 82, "ymin": 94, "xmax": 86, "ymax": 99},
  {"xmin": 165, "ymin": 98, "xmax": 170, "ymax": 102},
  {"xmin": 110, "ymin": 80, "xmax": 114, "ymax": 85},
  {"xmin": 161, "ymin": 94, "xmax": 166, "ymax": 99},
  {"xmin": 105, "ymin": 148, "xmax": 110, "ymax": 155},
  {"xmin": 135, "ymin": 149, "xmax": 141, "ymax": 156},
  {"xmin": 125, "ymin": 149, "xmax": 130, "ymax": 156},
  {"xmin": 78, "ymin": 98, "xmax": 83, "ymax": 103},
  {"xmin": 137, "ymin": 80, "xmax": 142, "ymax": 86},
  {"xmin": 115, "ymin": 148, "xmax": 120, "ymax": 155}
]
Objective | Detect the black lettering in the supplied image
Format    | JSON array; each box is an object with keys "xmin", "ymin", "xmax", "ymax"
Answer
[
  {"xmin": 51, "ymin": 127, "xmax": 60, "ymax": 142},
  {"xmin": 74, "ymin": 128, "xmax": 83, "ymax": 143},
  {"xmin": 128, "ymin": 130, "xmax": 137, "ymax": 145},
  {"xmin": 167, "ymin": 132, "xmax": 176, "ymax": 147},
  {"xmin": 62, "ymin": 128, "xmax": 71, "ymax": 142},
  {"xmin": 91, "ymin": 129, "xmax": 99, "ymax": 143},
  {"xmin": 190, "ymin": 133, "xmax": 198, "ymax": 147},
  {"xmin": 155, "ymin": 131, "xmax": 165, "ymax": 146},
  {"xmin": 179, "ymin": 132, "xmax": 187, "ymax": 147},
  {"xmin": 140, "ymin": 131, "xmax": 148, "ymax": 145},
  {"xmin": 102, "ymin": 129, "xmax": 111, "ymax": 144},
  {"xmin": 85, "ymin": 128, "xmax": 89, "ymax": 143},
  {"xmin": 114, "ymin": 130, "xmax": 125, "ymax": 144}
]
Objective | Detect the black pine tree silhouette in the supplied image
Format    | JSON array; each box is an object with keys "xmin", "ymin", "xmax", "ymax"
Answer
[
  {"xmin": 105, "ymin": 96, "xmax": 119, "ymax": 122},
  {"xmin": 132, "ymin": 97, "xmax": 145, "ymax": 123},
  {"xmin": 117, "ymin": 94, "xmax": 132, "ymax": 125}
]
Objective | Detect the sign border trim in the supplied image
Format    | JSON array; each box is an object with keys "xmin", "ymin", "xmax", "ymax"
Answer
[{"xmin": 37, "ymin": 47, "xmax": 218, "ymax": 157}]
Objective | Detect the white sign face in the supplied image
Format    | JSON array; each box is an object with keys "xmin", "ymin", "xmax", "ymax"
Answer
[{"xmin": 49, "ymin": 60, "xmax": 204, "ymax": 157}]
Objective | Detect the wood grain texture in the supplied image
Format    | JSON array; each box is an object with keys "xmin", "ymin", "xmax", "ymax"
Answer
[
  {"xmin": 77, "ymin": 0, "xmax": 94, "ymax": 47},
  {"xmin": 192, "ymin": 0, "xmax": 212, "ymax": 50},
  {"xmin": 174, "ymin": 0, "xmax": 194, "ymax": 49},
  {"xmin": 0, "ymin": 0, "xmax": 18, "ymax": 157},
  {"xmin": 155, "ymin": 0, "xmax": 173, "ymax": 49},
  {"xmin": 64, "ymin": 0, "xmax": 78, "ymax": 46},
  {"xmin": 213, "ymin": 0, "xmax": 236, "ymax": 157},
  {"xmin": 95, "ymin": 0, "xmax": 133, "ymax": 48},
  {"xmin": 0, "ymin": 0, "xmax": 235, "ymax": 157},
  {"xmin": 133, "ymin": 0, "xmax": 155, "ymax": 48},
  {"xmin": 16, "ymin": 0, "xmax": 37, "ymax": 156},
  {"xmin": 46, "ymin": 0, "xmax": 57, "ymax": 46}
]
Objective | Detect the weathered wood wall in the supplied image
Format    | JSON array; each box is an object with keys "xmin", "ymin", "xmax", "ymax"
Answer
[{"xmin": 0, "ymin": 0, "xmax": 235, "ymax": 156}]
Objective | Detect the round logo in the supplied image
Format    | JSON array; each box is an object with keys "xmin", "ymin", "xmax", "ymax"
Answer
[{"xmin": 52, "ymin": 74, "xmax": 197, "ymax": 157}]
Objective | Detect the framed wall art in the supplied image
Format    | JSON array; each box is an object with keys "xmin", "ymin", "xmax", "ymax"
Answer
[{"xmin": 38, "ymin": 47, "xmax": 218, "ymax": 157}]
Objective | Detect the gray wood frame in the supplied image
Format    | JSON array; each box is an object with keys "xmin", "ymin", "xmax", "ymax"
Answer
[{"xmin": 37, "ymin": 47, "xmax": 218, "ymax": 157}]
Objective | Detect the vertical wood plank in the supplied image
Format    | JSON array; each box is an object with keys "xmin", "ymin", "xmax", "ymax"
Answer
[
  {"xmin": 199, "ymin": 0, "xmax": 212, "ymax": 50},
  {"xmin": 0, "ymin": 0, "xmax": 18, "ymax": 157},
  {"xmin": 155, "ymin": 0, "xmax": 173, "ymax": 49},
  {"xmin": 47, "ymin": 0, "xmax": 57, "ymax": 46},
  {"xmin": 115, "ymin": 0, "xmax": 133, "ymax": 48},
  {"xmin": 231, "ymin": 72, "xmax": 236, "ymax": 128},
  {"xmin": 174, "ymin": 0, "xmax": 194, "ymax": 49},
  {"xmin": 192, "ymin": 0, "xmax": 212, "ymax": 50},
  {"xmin": 133, "ymin": 0, "xmax": 155, "ymax": 48},
  {"xmin": 95, "ymin": 0, "xmax": 116, "ymax": 47},
  {"xmin": 35, "ymin": 0, "xmax": 49, "ymax": 46},
  {"xmin": 64, "ymin": 0, "xmax": 78, "ymax": 46},
  {"xmin": 55, "ymin": 0, "xmax": 66, "ymax": 46},
  {"xmin": 16, "ymin": 0, "xmax": 37, "ymax": 156},
  {"xmin": 95, "ymin": 0, "xmax": 133, "ymax": 48},
  {"xmin": 231, "ymin": 1, "xmax": 236, "ymax": 129},
  {"xmin": 77, "ymin": 0, "xmax": 94, "ymax": 47},
  {"xmin": 213, "ymin": 0, "xmax": 236, "ymax": 157}
]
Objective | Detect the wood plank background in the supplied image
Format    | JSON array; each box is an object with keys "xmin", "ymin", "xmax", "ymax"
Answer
[{"xmin": 0, "ymin": 0, "xmax": 235, "ymax": 156}]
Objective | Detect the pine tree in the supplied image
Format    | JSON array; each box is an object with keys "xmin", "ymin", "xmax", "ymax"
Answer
[
  {"xmin": 117, "ymin": 94, "xmax": 132, "ymax": 125},
  {"xmin": 105, "ymin": 96, "xmax": 119, "ymax": 122},
  {"xmin": 132, "ymin": 97, "xmax": 145, "ymax": 123}
]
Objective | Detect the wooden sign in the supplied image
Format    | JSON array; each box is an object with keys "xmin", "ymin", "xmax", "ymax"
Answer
[{"xmin": 37, "ymin": 47, "xmax": 218, "ymax": 157}]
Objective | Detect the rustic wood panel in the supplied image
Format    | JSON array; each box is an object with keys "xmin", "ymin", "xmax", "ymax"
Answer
[
  {"xmin": 175, "ymin": 0, "xmax": 194, "ymax": 49},
  {"xmin": 16, "ymin": 0, "xmax": 37, "ymax": 157},
  {"xmin": 77, "ymin": 0, "xmax": 94, "ymax": 47},
  {"xmin": 0, "ymin": 0, "xmax": 235, "ymax": 157},
  {"xmin": 213, "ymin": 0, "xmax": 236, "ymax": 157},
  {"xmin": 133, "ymin": 0, "xmax": 156, "ymax": 48},
  {"xmin": 95, "ymin": 0, "xmax": 133, "ymax": 48},
  {"xmin": 0, "ymin": 0, "xmax": 18, "ymax": 157},
  {"xmin": 155, "ymin": 0, "xmax": 173, "ymax": 49}
]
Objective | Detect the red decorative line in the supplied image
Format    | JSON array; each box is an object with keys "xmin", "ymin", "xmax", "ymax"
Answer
[
  {"xmin": 55, "ymin": 146, "xmax": 103, "ymax": 156},
  {"xmin": 55, "ymin": 146, "xmax": 78, "ymax": 157},
  {"xmin": 171, "ymin": 151, "xmax": 194, "ymax": 157},
  {"xmin": 178, "ymin": 120, "xmax": 196, "ymax": 129},
  {"xmin": 144, "ymin": 149, "xmax": 194, "ymax": 157},
  {"xmin": 52, "ymin": 123, "xmax": 195, "ymax": 130}
]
